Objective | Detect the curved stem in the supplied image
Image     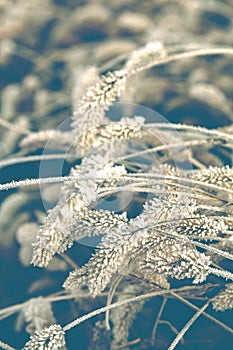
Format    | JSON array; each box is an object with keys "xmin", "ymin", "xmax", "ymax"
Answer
[
  {"xmin": 105, "ymin": 275, "xmax": 123, "ymax": 330},
  {"xmin": 144, "ymin": 122, "xmax": 233, "ymax": 143},
  {"xmin": 132, "ymin": 46, "xmax": 233, "ymax": 77},
  {"xmin": 0, "ymin": 154, "xmax": 71, "ymax": 169},
  {"xmin": 115, "ymin": 139, "xmax": 210, "ymax": 162},
  {"xmin": 63, "ymin": 288, "xmax": 175, "ymax": 332},
  {"xmin": 0, "ymin": 291, "xmax": 131, "ymax": 321}
]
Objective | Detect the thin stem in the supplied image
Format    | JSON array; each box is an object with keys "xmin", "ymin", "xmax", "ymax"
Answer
[
  {"xmin": 153, "ymin": 225, "xmax": 233, "ymax": 263},
  {"xmin": 167, "ymin": 301, "xmax": 210, "ymax": 350},
  {"xmin": 0, "ymin": 291, "xmax": 133, "ymax": 321},
  {"xmin": 0, "ymin": 176, "xmax": 70, "ymax": 191},
  {"xmin": 60, "ymin": 253, "xmax": 79, "ymax": 269},
  {"xmin": 98, "ymin": 172, "xmax": 233, "ymax": 197},
  {"xmin": 0, "ymin": 340, "xmax": 16, "ymax": 350},
  {"xmin": 1, "ymin": 169, "xmax": 233, "ymax": 200},
  {"xmin": 0, "ymin": 303, "xmax": 25, "ymax": 318},
  {"xmin": 105, "ymin": 275, "xmax": 123, "ymax": 330},
  {"xmin": 63, "ymin": 288, "xmax": 176, "ymax": 332},
  {"xmin": 124, "ymin": 173, "xmax": 233, "ymax": 194},
  {"xmin": 193, "ymin": 241, "xmax": 233, "ymax": 262},
  {"xmin": 99, "ymin": 180, "xmax": 224, "ymax": 206},
  {"xmin": 0, "ymin": 311, "xmax": 16, "ymax": 322},
  {"xmin": 170, "ymin": 291, "xmax": 233, "ymax": 334},
  {"xmin": 114, "ymin": 138, "xmax": 210, "ymax": 162},
  {"xmin": 0, "ymin": 118, "xmax": 29, "ymax": 134},
  {"xmin": 144, "ymin": 122, "xmax": 233, "ymax": 143},
  {"xmin": 209, "ymin": 267, "xmax": 233, "ymax": 281},
  {"xmin": 0, "ymin": 154, "xmax": 71, "ymax": 169},
  {"xmin": 159, "ymin": 320, "xmax": 181, "ymax": 339},
  {"xmin": 113, "ymin": 338, "xmax": 141, "ymax": 349},
  {"xmin": 132, "ymin": 46, "xmax": 233, "ymax": 80},
  {"xmin": 189, "ymin": 155, "xmax": 206, "ymax": 169},
  {"xmin": 151, "ymin": 297, "xmax": 167, "ymax": 344}
]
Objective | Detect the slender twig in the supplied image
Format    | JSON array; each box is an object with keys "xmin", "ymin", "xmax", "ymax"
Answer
[
  {"xmin": 144, "ymin": 122, "xmax": 233, "ymax": 143},
  {"xmin": 113, "ymin": 338, "xmax": 141, "ymax": 349},
  {"xmin": 105, "ymin": 275, "xmax": 123, "ymax": 330},
  {"xmin": 60, "ymin": 253, "xmax": 79, "ymax": 269},
  {"xmin": 170, "ymin": 291, "xmax": 233, "ymax": 334},
  {"xmin": 0, "ymin": 154, "xmax": 73, "ymax": 169},
  {"xmin": 63, "ymin": 288, "xmax": 181, "ymax": 332},
  {"xmin": 151, "ymin": 297, "xmax": 168, "ymax": 344},
  {"xmin": 0, "ymin": 176, "xmax": 70, "ymax": 191},
  {"xmin": 159, "ymin": 320, "xmax": 181, "ymax": 339},
  {"xmin": 132, "ymin": 46, "xmax": 233, "ymax": 77},
  {"xmin": 167, "ymin": 301, "xmax": 210, "ymax": 350}
]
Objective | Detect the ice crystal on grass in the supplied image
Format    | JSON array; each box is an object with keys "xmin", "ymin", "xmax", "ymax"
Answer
[
  {"xmin": 212, "ymin": 284, "xmax": 233, "ymax": 311},
  {"xmin": 22, "ymin": 324, "xmax": 65, "ymax": 350},
  {"xmin": 192, "ymin": 166, "xmax": 233, "ymax": 189},
  {"xmin": 1, "ymin": 32, "xmax": 233, "ymax": 350},
  {"xmin": 16, "ymin": 298, "xmax": 56, "ymax": 335},
  {"xmin": 63, "ymin": 197, "xmax": 219, "ymax": 296}
]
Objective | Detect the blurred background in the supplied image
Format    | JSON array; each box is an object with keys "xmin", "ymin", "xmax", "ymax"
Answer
[{"xmin": 0, "ymin": 0, "xmax": 233, "ymax": 349}]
